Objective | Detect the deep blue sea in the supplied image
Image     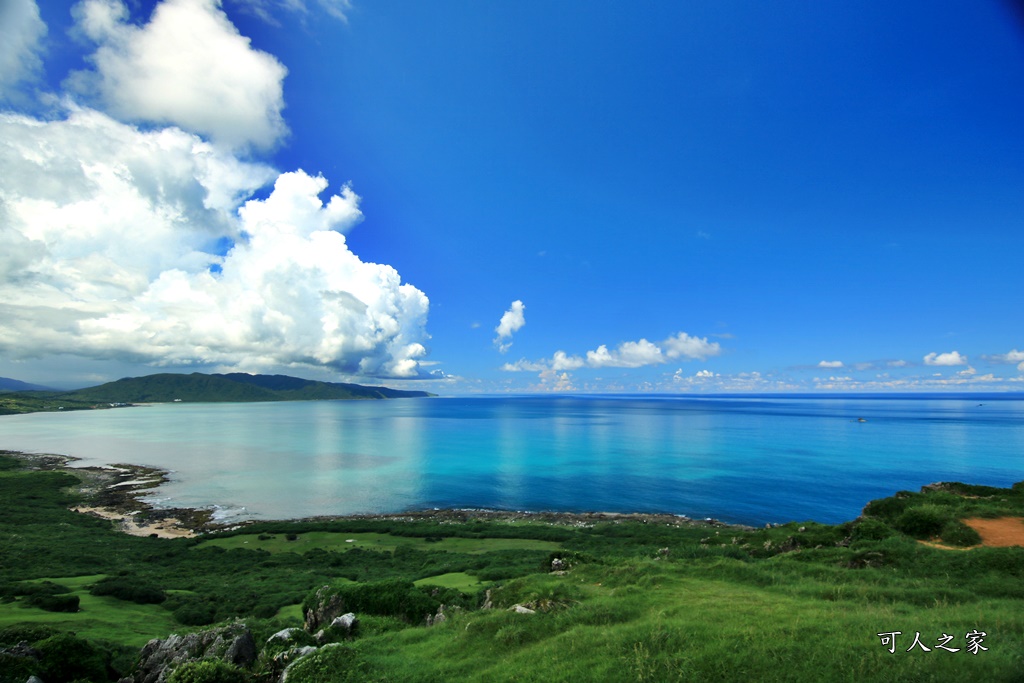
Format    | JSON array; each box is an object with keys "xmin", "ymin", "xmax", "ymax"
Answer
[{"xmin": 2, "ymin": 395, "xmax": 1022, "ymax": 526}]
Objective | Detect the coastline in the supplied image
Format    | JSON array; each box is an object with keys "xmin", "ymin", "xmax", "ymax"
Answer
[
  {"xmin": 3, "ymin": 449, "xmax": 751, "ymax": 538},
  {"xmin": 4, "ymin": 450, "xmax": 217, "ymax": 539}
]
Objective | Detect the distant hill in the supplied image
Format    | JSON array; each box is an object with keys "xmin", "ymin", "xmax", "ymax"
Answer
[
  {"xmin": 0, "ymin": 377, "xmax": 57, "ymax": 392},
  {"xmin": 59, "ymin": 372, "xmax": 434, "ymax": 403}
]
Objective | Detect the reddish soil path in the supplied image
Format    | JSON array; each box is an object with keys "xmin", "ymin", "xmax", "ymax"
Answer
[{"xmin": 963, "ymin": 517, "xmax": 1024, "ymax": 547}]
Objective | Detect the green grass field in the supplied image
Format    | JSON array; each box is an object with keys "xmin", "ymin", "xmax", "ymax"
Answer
[
  {"xmin": 195, "ymin": 531, "xmax": 562, "ymax": 555},
  {"xmin": 413, "ymin": 572, "xmax": 483, "ymax": 593},
  {"xmin": 0, "ymin": 575, "xmax": 180, "ymax": 647},
  {"xmin": 2, "ymin": 453, "xmax": 1023, "ymax": 682}
]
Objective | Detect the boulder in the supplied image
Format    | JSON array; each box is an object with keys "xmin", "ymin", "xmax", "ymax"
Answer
[
  {"xmin": 329, "ymin": 613, "xmax": 358, "ymax": 636},
  {"xmin": 128, "ymin": 622, "xmax": 256, "ymax": 683},
  {"xmin": 266, "ymin": 628, "xmax": 302, "ymax": 644}
]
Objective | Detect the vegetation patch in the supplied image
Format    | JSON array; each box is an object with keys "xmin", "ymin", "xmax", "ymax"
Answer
[
  {"xmin": 2, "ymin": 453, "xmax": 1024, "ymax": 682},
  {"xmin": 195, "ymin": 530, "xmax": 561, "ymax": 555}
]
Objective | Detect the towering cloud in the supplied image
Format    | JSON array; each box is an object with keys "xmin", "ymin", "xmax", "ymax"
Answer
[
  {"xmin": 0, "ymin": 0, "xmax": 46, "ymax": 96},
  {"xmin": 70, "ymin": 0, "xmax": 288, "ymax": 151},
  {"xmin": 0, "ymin": 0, "xmax": 432, "ymax": 379},
  {"xmin": 0, "ymin": 108, "xmax": 430, "ymax": 377}
]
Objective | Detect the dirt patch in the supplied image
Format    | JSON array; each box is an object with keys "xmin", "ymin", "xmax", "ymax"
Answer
[{"xmin": 963, "ymin": 517, "xmax": 1024, "ymax": 547}]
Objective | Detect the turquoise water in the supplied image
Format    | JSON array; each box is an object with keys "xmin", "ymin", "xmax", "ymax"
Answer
[{"xmin": 2, "ymin": 395, "xmax": 1022, "ymax": 525}]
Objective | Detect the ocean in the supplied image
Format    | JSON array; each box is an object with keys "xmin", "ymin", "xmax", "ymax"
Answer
[{"xmin": 2, "ymin": 395, "xmax": 1022, "ymax": 526}]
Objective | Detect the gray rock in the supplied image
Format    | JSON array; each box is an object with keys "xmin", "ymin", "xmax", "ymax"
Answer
[
  {"xmin": 510, "ymin": 604, "xmax": 536, "ymax": 614},
  {"xmin": 26, "ymin": 676, "xmax": 45, "ymax": 683},
  {"xmin": 425, "ymin": 605, "xmax": 446, "ymax": 627},
  {"xmin": 267, "ymin": 628, "xmax": 302, "ymax": 644},
  {"xmin": 129, "ymin": 622, "xmax": 256, "ymax": 683},
  {"xmin": 2, "ymin": 642, "xmax": 40, "ymax": 662},
  {"xmin": 329, "ymin": 613, "xmax": 358, "ymax": 635},
  {"xmin": 304, "ymin": 585, "xmax": 347, "ymax": 633}
]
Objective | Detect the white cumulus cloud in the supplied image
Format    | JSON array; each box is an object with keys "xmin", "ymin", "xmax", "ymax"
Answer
[
  {"xmin": 662, "ymin": 332, "xmax": 721, "ymax": 361},
  {"xmin": 923, "ymin": 351, "xmax": 967, "ymax": 367},
  {"xmin": 818, "ymin": 360, "xmax": 844, "ymax": 368},
  {"xmin": 493, "ymin": 300, "xmax": 525, "ymax": 353},
  {"xmin": 70, "ymin": 0, "xmax": 288, "ymax": 151},
  {"xmin": 985, "ymin": 349, "xmax": 1024, "ymax": 365},
  {"xmin": 500, "ymin": 331, "xmax": 720, "ymax": 373},
  {"xmin": 586, "ymin": 339, "xmax": 663, "ymax": 368},
  {"xmin": 0, "ymin": 106, "xmax": 430, "ymax": 378},
  {"xmin": 0, "ymin": 0, "xmax": 47, "ymax": 97}
]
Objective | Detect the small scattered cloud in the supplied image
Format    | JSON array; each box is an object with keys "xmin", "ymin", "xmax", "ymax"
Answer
[
  {"xmin": 493, "ymin": 300, "xmax": 525, "ymax": 353},
  {"xmin": 984, "ymin": 349, "xmax": 1024, "ymax": 370},
  {"xmin": 675, "ymin": 368, "xmax": 719, "ymax": 383},
  {"xmin": 501, "ymin": 359, "xmax": 546, "ymax": 372},
  {"xmin": 696, "ymin": 230, "xmax": 711, "ymax": 239},
  {"xmin": 586, "ymin": 339, "xmax": 663, "ymax": 368},
  {"xmin": 663, "ymin": 332, "xmax": 721, "ymax": 361},
  {"xmin": 501, "ymin": 331, "xmax": 720, "ymax": 374},
  {"xmin": 888, "ymin": 359, "xmax": 908, "ymax": 368},
  {"xmin": 818, "ymin": 360, "xmax": 844, "ymax": 368},
  {"xmin": 923, "ymin": 351, "xmax": 967, "ymax": 367},
  {"xmin": 229, "ymin": 0, "xmax": 353, "ymax": 25}
]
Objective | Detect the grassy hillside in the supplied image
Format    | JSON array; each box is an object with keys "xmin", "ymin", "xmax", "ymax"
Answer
[
  {"xmin": 1, "ymin": 453, "xmax": 1022, "ymax": 682},
  {"xmin": 0, "ymin": 372, "xmax": 433, "ymax": 414}
]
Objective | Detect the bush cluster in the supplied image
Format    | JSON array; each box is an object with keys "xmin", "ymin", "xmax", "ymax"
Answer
[{"xmin": 90, "ymin": 575, "xmax": 167, "ymax": 604}]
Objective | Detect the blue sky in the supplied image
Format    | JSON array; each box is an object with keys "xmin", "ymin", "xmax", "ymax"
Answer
[{"xmin": 1, "ymin": 0, "xmax": 1022, "ymax": 393}]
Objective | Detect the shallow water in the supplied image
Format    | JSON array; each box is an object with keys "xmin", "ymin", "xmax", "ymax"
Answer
[{"xmin": 2, "ymin": 395, "xmax": 1022, "ymax": 525}]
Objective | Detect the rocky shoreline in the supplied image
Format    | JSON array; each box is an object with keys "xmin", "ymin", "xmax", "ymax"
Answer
[{"xmin": 3, "ymin": 449, "xmax": 751, "ymax": 537}]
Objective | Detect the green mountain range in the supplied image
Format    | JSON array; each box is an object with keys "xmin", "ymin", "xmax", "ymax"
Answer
[{"xmin": 0, "ymin": 373, "xmax": 433, "ymax": 414}]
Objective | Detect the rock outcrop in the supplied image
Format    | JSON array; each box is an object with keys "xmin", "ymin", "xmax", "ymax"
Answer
[
  {"xmin": 303, "ymin": 586, "xmax": 347, "ymax": 633},
  {"xmin": 127, "ymin": 622, "xmax": 256, "ymax": 683}
]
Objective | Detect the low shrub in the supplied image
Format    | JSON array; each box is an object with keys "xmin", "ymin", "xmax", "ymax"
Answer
[
  {"xmin": 167, "ymin": 660, "xmax": 248, "ymax": 683},
  {"xmin": 35, "ymin": 632, "xmax": 108, "ymax": 683},
  {"xmin": 173, "ymin": 601, "xmax": 217, "ymax": 626},
  {"xmin": 283, "ymin": 644, "xmax": 365, "ymax": 683},
  {"xmin": 939, "ymin": 520, "xmax": 982, "ymax": 547},
  {"xmin": 894, "ymin": 505, "xmax": 951, "ymax": 539},
  {"xmin": 24, "ymin": 593, "xmax": 79, "ymax": 613},
  {"xmin": 862, "ymin": 495, "xmax": 910, "ymax": 522},
  {"xmin": 0, "ymin": 624, "xmax": 59, "ymax": 645},
  {"xmin": 849, "ymin": 517, "xmax": 895, "ymax": 542},
  {"xmin": 90, "ymin": 576, "xmax": 167, "ymax": 604}
]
